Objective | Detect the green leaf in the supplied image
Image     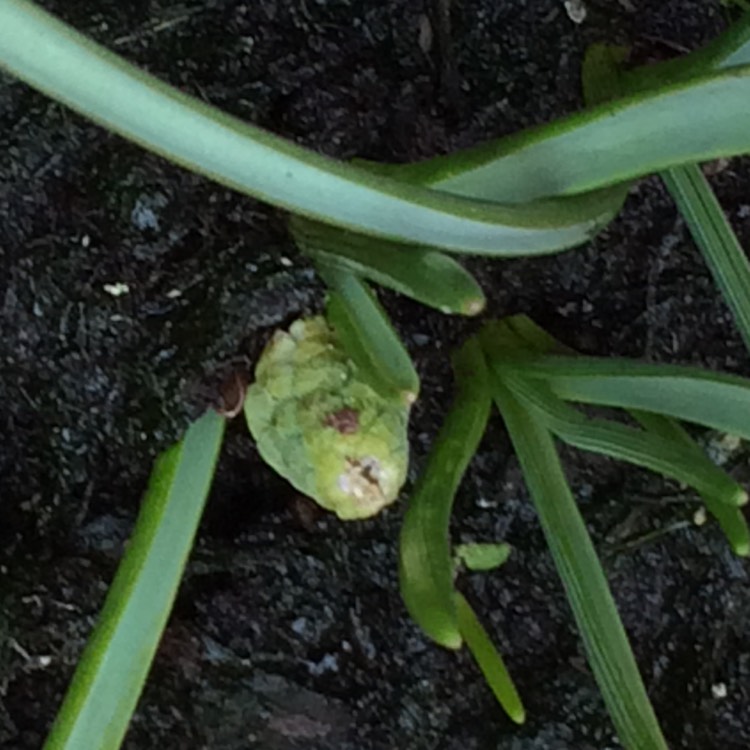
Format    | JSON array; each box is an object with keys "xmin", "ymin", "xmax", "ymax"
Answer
[
  {"xmin": 583, "ymin": 25, "xmax": 750, "ymax": 360},
  {"xmin": 488, "ymin": 377, "xmax": 668, "ymax": 750},
  {"xmin": 454, "ymin": 542, "xmax": 512, "ymax": 572},
  {"xmin": 320, "ymin": 265, "xmax": 420, "ymax": 404},
  {"xmin": 720, "ymin": 14, "xmax": 750, "ymax": 67},
  {"xmin": 478, "ymin": 317, "xmax": 570, "ymax": 361},
  {"xmin": 44, "ymin": 410, "xmax": 226, "ymax": 750},
  {"xmin": 500, "ymin": 372, "xmax": 747, "ymax": 507},
  {"xmin": 662, "ymin": 165, "xmax": 750, "ymax": 353},
  {"xmin": 291, "ymin": 216, "xmax": 485, "ymax": 315},
  {"xmin": 399, "ymin": 338, "xmax": 491, "ymax": 649},
  {"xmin": 501, "ymin": 355, "xmax": 750, "ymax": 440},
  {"xmin": 582, "ymin": 34, "xmax": 750, "ymax": 507},
  {"xmin": 620, "ymin": 14, "xmax": 750, "ymax": 94},
  {"xmin": 483, "ymin": 318, "xmax": 750, "ymax": 553},
  {"xmin": 697, "ymin": 488, "xmax": 750, "ymax": 555},
  {"xmin": 632, "ymin": 410, "xmax": 750, "ymax": 555},
  {"xmin": 397, "ymin": 66, "xmax": 750, "ymax": 203},
  {"xmin": 454, "ymin": 593, "xmax": 526, "ymax": 725},
  {"xmin": 465, "ymin": 15, "xmax": 750, "ymax": 203},
  {"xmin": 4, "ymin": 2, "xmax": 750, "ymax": 258},
  {"xmin": 0, "ymin": 0, "xmax": 622, "ymax": 256}
]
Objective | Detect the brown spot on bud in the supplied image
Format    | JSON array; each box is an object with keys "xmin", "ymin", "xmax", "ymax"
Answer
[{"xmin": 324, "ymin": 407, "xmax": 359, "ymax": 434}]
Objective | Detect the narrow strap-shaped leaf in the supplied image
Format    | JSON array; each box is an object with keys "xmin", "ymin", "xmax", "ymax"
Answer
[
  {"xmin": 397, "ymin": 13, "xmax": 750, "ymax": 203},
  {"xmin": 3, "ymin": 3, "xmax": 748, "ymax": 265},
  {"xmin": 0, "ymin": 0, "xmax": 624, "ymax": 256},
  {"xmin": 621, "ymin": 14, "xmax": 750, "ymax": 94},
  {"xmin": 501, "ymin": 355, "xmax": 750, "ymax": 440},
  {"xmin": 662, "ymin": 166, "xmax": 750, "ymax": 352},
  {"xmin": 320, "ymin": 265, "xmax": 419, "ymax": 404},
  {"xmin": 583, "ymin": 27, "xmax": 750, "ymax": 359},
  {"xmin": 4, "ymin": 1, "xmax": 750, "ymax": 257},
  {"xmin": 395, "ymin": 66, "xmax": 750, "ymax": 203},
  {"xmin": 489, "ymin": 377, "xmax": 668, "ymax": 750},
  {"xmin": 291, "ymin": 216, "xmax": 485, "ymax": 315},
  {"xmin": 399, "ymin": 338, "xmax": 491, "ymax": 649},
  {"xmin": 454, "ymin": 592, "xmax": 525, "ymax": 725},
  {"xmin": 500, "ymin": 372, "xmax": 746, "ymax": 507},
  {"xmin": 632, "ymin": 410, "xmax": 750, "ymax": 555},
  {"xmin": 482, "ymin": 319, "xmax": 750, "ymax": 551},
  {"xmin": 44, "ymin": 410, "xmax": 226, "ymax": 750},
  {"xmin": 719, "ymin": 13, "xmax": 750, "ymax": 68},
  {"xmin": 479, "ymin": 317, "xmax": 571, "ymax": 361},
  {"xmin": 482, "ymin": 318, "xmax": 749, "ymax": 550},
  {"xmin": 628, "ymin": 409, "xmax": 693, "ymax": 444},
  {"xmin": 346, "ymin": 20, "xmax": 750, "ymax": 208}
]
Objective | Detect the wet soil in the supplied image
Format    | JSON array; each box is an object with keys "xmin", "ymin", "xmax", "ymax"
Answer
[{"xmin": 2, "ymin": 1, "xmax": 750, "ymax": 748}]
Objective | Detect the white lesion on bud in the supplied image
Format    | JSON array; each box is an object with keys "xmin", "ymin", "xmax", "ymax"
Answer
[
  {"xmin": 246, "ymin": 316, "xmax": 410, "ymax": 519},
  {"xmin": 337, "ymin": 456, "xmax": 390, "ymax": 512}
]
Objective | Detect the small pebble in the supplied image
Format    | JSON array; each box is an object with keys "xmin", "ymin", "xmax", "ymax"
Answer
[
  {"xmin": 564, "ymin": 0, "xmax": 587, "ymax": 24},
  {"xmin": 103, "ymin": 282, "xmax": 130, "ymax": 297}
]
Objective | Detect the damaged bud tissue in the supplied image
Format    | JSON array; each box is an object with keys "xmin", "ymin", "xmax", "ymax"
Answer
[{"xmin": 244, "ymin": 317, "xmax": 411, "ymax": 520}]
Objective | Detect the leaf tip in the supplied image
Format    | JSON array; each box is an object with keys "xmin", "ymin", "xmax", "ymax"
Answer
[
  {"xmin": 463, "ymin": 297, "xmax": 486, "ymax": 316},
  {"xmin": 441, "ymin": 631, "xmax": 464, "ymax": 650}
]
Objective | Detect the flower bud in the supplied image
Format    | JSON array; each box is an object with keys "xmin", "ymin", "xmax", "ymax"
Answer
[{"xmin": 244, "ymin": 317, "xmax": 410, "ymax": 519}]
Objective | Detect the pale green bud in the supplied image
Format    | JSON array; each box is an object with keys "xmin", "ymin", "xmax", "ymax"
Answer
[{"xmin": 244, "ymin": 317, "xmax": 410, "ymax": 520}]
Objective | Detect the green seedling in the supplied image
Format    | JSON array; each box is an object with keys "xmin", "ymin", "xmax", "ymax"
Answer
[
  {"xmin": 481, "ymin": 316, "xmax": 750, "ymax": 743},
  {"xmin": 3, "ymin": 1, "xmax": 750, "ymax": 371},
  {"xmin": 583, "ymin": 27, "xmax": 750, "ymax": 353},
  {"xmin": 399, "ymin": 339, "xmax": 525, "ymax": 723},
  {"xmin": 399, "ymin": 339, "xmax": 491, "ymax": 650},
  {"xmin": 402, "ymin": 315, "xmax": 750, "ymax": 749},
  {"xmin": 44, "ymin": 411, "xmax": 226, "ymax": 750},
  {"xmin": 486, "ymin": 373, "xmax": 669, "ymax": 750},
  {"xmin": 455, "ymin": 593, "xmax": 525, "ymax": 726},
  {"xmin": 485, "ymin": 316, "xmax": 750, "ymax": 555},
  {"xmin": 5, "ymin": 1, "xmax": 748, "ymax": 747},
  {"xmin": 291, "ymin": 215, "xmax": 486, "ymax": 316}
]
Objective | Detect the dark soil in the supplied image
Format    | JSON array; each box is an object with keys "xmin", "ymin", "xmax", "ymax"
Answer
[{"xmin": 2, "ymin": 1, "xmax": 750, "ymax": 748}]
